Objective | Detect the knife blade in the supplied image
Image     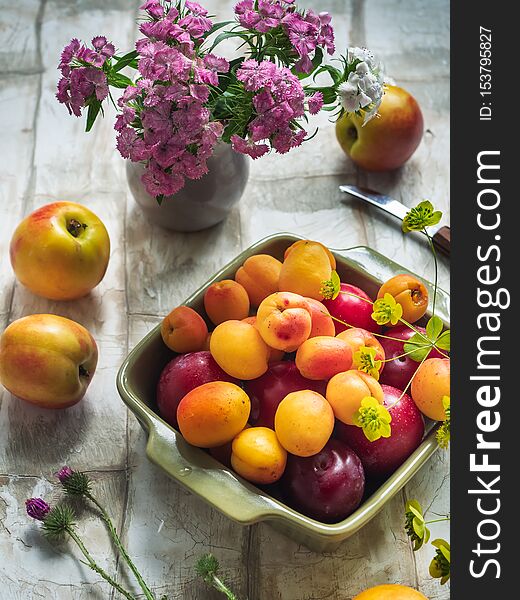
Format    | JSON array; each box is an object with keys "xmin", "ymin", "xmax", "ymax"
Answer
[{"xmin": 339, "ymin": 185, "xmax": 450, "ymax": 257}]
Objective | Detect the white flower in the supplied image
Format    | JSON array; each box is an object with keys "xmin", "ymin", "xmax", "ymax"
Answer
[{"xmin": 339, "ymin": 47, "xmax": 386, "ymax": 125}]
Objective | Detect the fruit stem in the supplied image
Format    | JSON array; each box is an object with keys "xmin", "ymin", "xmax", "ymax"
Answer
[
  {"xmin": 67, "ymin": 218, "xmax": 87, "ymax": 238},
  {"xmin": 79, "ymin": 365, "xmax": 90, "ymax": 379},
  {"xmin": 425, "ymin": 230, "xmax": 439, "ymax": 317}
]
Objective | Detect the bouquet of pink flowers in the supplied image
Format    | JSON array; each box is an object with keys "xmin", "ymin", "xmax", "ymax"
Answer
[{"xmin": 57, "ymin": 0, "xmax": 384, "ymax": 202}]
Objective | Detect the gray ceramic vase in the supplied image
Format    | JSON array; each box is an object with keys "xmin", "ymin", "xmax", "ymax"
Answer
[{"xmin": 126, "ymin": 143, "xmax": 250, "ymax": 232}]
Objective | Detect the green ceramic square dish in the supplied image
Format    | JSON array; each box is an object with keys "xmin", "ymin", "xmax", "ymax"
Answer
[{"xmin": 116, "ymin": 233, "xmax": 450, "ymax": 552}]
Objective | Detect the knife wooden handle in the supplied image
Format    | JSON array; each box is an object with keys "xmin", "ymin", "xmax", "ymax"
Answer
[{"xmin": 432, "ymin": 226, "xmax": 450, "ymax": 257}]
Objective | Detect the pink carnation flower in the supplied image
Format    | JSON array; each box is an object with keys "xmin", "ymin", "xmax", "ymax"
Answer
[
  {"xmin": 231, "ymin": 135, "xmax": 270, "ymax": 159},
  {"xmin": 307, "ymin": 91, "xmax": 323, "ymax": 115}
]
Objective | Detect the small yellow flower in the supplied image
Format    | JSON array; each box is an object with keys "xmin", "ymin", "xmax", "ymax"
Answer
[
  {"xmin": 352, "ymin": 396, "xmax": 392, "ymax": 442},
  {"xmin": 371, "ymin": 293, "xmax": 403, "ymax": 326},
  {"xmin": 429, "ymin": 539, "xmax": 451, "ymax": 584},
  {"xmin": 402, "ymin": 200, "xmax": 442, "ymax": 233},
  {"xmin": 320, "ymin": 270, "xmax": 341, "ymax": 300},
  {"xmin": 353, "ymin": 346, "xmax": 381, "ymax": 380},
  {"xmin": 436, "ymin": 396, "xmax": 451, "ymax": 449}
]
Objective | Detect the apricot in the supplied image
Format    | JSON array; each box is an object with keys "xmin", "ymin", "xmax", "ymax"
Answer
[
  {"xmin": 411, "ymin": 358, "xmax": 450, "ymax": 420},
  {"xmin": 242, "ymin": 316, "xmax": 284, "ymax": 362},
  {"xmin": 306, "ymin": 298, "xmax": 336, "ymax": 338},
  {"xmin": 210, "ymin": 320, "xmax": 270, "ymax": 380},
  {"xmin": 256, "ymin": 292, "xmax": 312, "ymax": 352},
  {"xmin": 377, "ymin": 274, "xmax": 428, "ymax": 323},
  {"xmin": 231, "ymin": 427, "xmax": 287, "ymax": 484},
  {"xmin": 353, "ymin": 584, "xmax": 428, "ymax": 600},
  {"xmin": 337, "ymin": 327, "xmax": 385, "ymax": 375},
  {"xmin": 177, "ymin": 381, "xmax": 250, "ymax": 448},
  {"xmin": 204, "ymin": 279, "xmax": 250, "ymax": 326},
  {"xmin": 279, "ymin": 240, "xmax": 336, "ymax": 300},
  {"xmin": 326, "ymin": 370, "xmax": 384, "ymax": 425},
  {"xmin": 295, "ymin": 336, "xmax": 353, "ymax": 380},
  {"xmin": 161, "ymin": 306, "xmax": 208, "ymax": 353},
  {"xmin": 274, "ymin": 390, "xmax": 334, "ymax": 456},
  {"xmin": 209, "ymin": 423, "xmax": 251, "ymax": 467},
  {"xmin": 235, "ymin": 254, "xmax": 283, "ymax": 307}
]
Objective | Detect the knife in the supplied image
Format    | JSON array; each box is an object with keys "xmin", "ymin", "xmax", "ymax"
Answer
[{"xmin": 339, "ymin": 185, "xmax": 450, "ymax": 257}]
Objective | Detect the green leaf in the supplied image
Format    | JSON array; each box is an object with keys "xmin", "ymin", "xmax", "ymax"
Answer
[
  {"xmin": 209, "ymin": 31, "xmax": 249, "ymax": 52},
  {"xmin": 436, "ymin": 330, "xmax": 450, "ymax": 351},
  {"xmin": 204, "ymin": 20, "xmax": 235, "ymax": 38},
  {"xmin": 403, "ymin": 334, "xmax": 432, "ymax": 362},
  {"xmin": 112, "ymin": 50, "xmax": 138, "ymax": 73},
  {"xmin": 426, "ymin": 315, "xmax": 444, "ymax": 341},
  {"xmin": 107, "ymin": 72, "xmax": 134, "ymax": 89},
  {"xmin": 85, "ymin": 100, "xmax": 102, "ymax": 132}
]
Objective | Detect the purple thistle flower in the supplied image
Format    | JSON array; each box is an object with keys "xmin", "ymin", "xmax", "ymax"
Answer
[
  {"xmin": 26, "ymin": 498, "xmax": 51, "ymax": 521},
  {"xmin": 55, "ymin": 466, "xmax": 74, "ymax": 483}
]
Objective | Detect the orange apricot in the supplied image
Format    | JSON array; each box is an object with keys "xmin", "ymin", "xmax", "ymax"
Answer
[
  {"xmin": 326, "ymin": 370, "xmax": 384, "ymax": 425},
  {"xmin": 235, "ymin": 254, "xmax": 283, "ymax": 307},
  {"xmin": 295, "ymin": 336, "xmax": 353, "ymax": 380},
  {"xmin": 210, "ymin": 320, "xmax": 270, "ymax": 380},
  {"xmin": 161, "ymin": 306, "xmax": 208, "ymax": 353},
  {"xmin": 204, "ymin": 279, "xmax": 250, "ymax": 326},
  {"xmin": 241, "ymin": 315, "xmax": 284, "ymax": 361},
  {"xmin": 274, "ymin": 390, "xmax": 334, "ymax": 456},
  {"xmin": 353, "ymin": 584, "xmax": 428, "ymax": 600},
  {"xmin": 306, "ymin": 297, "xmax": 336, "ymax": 338},
  {"xmin": 177, "ymin": 381, "xmax": 250, "ymax": 448},
  {"xmin": 256, "ymin": 292, "xmax": 312, "ymax": 352},
  {"xmin": 411, "ymin": 358, "xmax": 450, "ymax": 420},
  {"xmin": 231, "ymin": 427, "xmax": 287, "ymax": 484},
  {"xmin": 279, "ymin": 240, "xmax": 336, "ymax": 300},
  {"xmin": 377, "ymin": 274, "xmax": 428, "ymax": 323}
]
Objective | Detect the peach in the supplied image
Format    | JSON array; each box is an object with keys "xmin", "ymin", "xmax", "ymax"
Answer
[
  {"xmin": 231, "ymin": 427, "xmax": 287, "ymax": 484},
  {"xmin": 204, "ymin": 279, "xmax": 250, "ymax": 326},
  {"xmin": 256, "ymin": 292, "xmax": 312, "ymax": 352},
  {"xmin": 411, "ymin": 358, "xmax": 450, "ymax": 420},
  {"xmin": 337, "ymin": 327, "xmax": 385, "ymax": 375},
  {"xmin": 177, "ymin": 381, "xmax": 250, "ymax": 447},
  {"xmin": 161, "ymin": 306, "xmax": 208, "ymax": 353},
  {"xmin": 295, "ymin": 336, "xmax": 353, "ymax": 380},
  {"xmin": 306, "ymin": 297, "xmax": 336, "ymax": 337},
  {"xmin": 326, "ymin": 370, "xmax": 384, "ymax": 425},
  {"xmin": 377, "ymin": 274, "xmax": 428, "ymax": 324},
  {"xmin": 0, "ymin": 314, "xmax": 97, "ymax": 409},
  {"xmin": 274, "ymin": 390, "xmax": 334, "ymax": 456},
  {"xmin": 279, "ymin": 240, "xmax": 336, "ymax": 300},
  {"xmin": 210, "ymin": 320, "xmax": 270, "ymax": 380},
  {"xmin": 235, "ymin": 254, "xmax": 283, "ymax": 307}
]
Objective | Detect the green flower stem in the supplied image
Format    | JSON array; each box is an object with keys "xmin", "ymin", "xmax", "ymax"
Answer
[
  {"xmin": 327, "ymin": 313, "xmax": 424, "ymax": 345},
  {"xmin": 66, "ymin": 527, "xmax": 137, "ymax": 600},
  {"xmin": 85, "ymin": 492, "xmax": 155, "ymax": 600},
  {"xmin": 425, "ymin": 517, "xmax": 451, "ymax": 525},
  {"xmin": 207, "ymin": 574, "xmax": 239, "ymax": 600},
  {"xmin": 425, "ymin": 230, "xmax": 439, "ymax": 317}
]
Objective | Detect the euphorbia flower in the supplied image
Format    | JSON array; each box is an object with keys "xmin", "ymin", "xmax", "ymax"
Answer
[
  {"xmin": 352, "ymin": 396, "xmax": 392, "ymax": 442},
  {"xmin": 371, "ymin": 293, "xmax": 403, "ymax": 326}
]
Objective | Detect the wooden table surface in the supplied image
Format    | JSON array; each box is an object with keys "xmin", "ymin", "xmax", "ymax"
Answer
[{"xmin": 0, "ymin": 1, "xmax": 450, "ymax": 598}]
